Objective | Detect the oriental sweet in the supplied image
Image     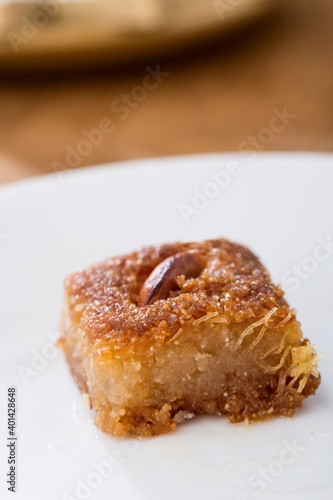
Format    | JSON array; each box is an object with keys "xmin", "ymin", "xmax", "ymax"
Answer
[{"xmin": 59, "ymin": 239, "xmax": 320, "ymax": 437}]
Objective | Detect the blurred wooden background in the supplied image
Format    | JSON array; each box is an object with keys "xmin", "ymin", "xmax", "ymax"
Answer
[{"xmin": 0, "ymin": 0, "xmax": 332, "ymax": 186}]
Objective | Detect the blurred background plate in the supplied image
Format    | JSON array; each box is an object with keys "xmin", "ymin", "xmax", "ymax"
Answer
[{"xmin": 0, "ymin": 0, "xmax": 284, "ymax": 70}]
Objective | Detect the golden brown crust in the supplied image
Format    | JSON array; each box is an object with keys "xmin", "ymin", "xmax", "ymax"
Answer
[{"xmin": 65, "ymin": 238, "xmax": 289, "ymax": 346}]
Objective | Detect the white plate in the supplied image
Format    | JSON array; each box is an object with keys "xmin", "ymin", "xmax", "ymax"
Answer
[{"xmin": 0, "ymin": 152, "xmax": 332, "ymax": 500}]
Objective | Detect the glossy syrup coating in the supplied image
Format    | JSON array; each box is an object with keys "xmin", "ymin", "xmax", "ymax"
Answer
[{"xmin": 65, "ymin": 238, "xmax": 291, "ymax": 346}]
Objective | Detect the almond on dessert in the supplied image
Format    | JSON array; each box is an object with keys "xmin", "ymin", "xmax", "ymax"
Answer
[{"xmin": 59, "ymin": 238, "xmax": 321, "ymax": 437}]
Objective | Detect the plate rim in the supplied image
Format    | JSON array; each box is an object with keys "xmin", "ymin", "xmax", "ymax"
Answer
[{"xmin": 1, "ymin": 150, "xmax": 333, "ymax": 198}]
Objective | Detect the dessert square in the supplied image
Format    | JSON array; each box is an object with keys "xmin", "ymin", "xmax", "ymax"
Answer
[{"xmin": 59, "ymin": 238, "xmax": 320, "ymax": 436}]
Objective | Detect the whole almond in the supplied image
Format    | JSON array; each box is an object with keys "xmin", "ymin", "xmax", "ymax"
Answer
[{"xmin": 138, "ymin": 252, "xmax": 203, "ymax": 306}]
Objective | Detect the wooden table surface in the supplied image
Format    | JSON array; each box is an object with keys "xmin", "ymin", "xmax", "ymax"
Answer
[{"xmin": 0, "ymin": 0, "xmax": 332, "ymax": 186}]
